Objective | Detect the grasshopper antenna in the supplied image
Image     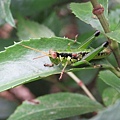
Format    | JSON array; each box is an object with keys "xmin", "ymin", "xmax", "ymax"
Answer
[
  {"xmin": 33, "ymin": 55, "xmax": 49, "ymax": 59},
  {"xmin": 20, "ymin": 44, "xmax": 51, "ymax": 59}
]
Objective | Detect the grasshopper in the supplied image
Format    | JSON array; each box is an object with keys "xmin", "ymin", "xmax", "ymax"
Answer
[{"xmin": 21, "ymin": 31, "xmax": 111, "ymax": 79}]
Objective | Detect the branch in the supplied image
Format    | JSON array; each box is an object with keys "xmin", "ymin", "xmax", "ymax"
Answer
[
  {"xmin": 67, "ymin": 72, "xmax": 96, "ymax": 101},
  {"xmin": 90, "ymin": 0, "xmax": 120, "ymax": 68}
]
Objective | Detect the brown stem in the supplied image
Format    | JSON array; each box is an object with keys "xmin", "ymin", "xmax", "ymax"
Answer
[
  {"xmin": 90, "ymin": 0, "xmax": 120, "ymax": 68},
  {"xmin": 67, "ymin": 72, "xmax": 96, "ymax": 101}
]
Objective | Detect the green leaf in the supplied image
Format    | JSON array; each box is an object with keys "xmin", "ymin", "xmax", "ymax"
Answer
[
  {"xmin": 90, "ymin": 100, "xmax": 120, "ymax": 120},
  {"xmin": 11, "ymin": 0, "xmax": 60, "ymax": 16},
  {"xmin": 0, "ymin": 37, "xmax": 82, "ymax": 92},
  {"xmin": 102, "ymin": 87, "xmax": 120, "ymax": 106},
  {"xmin": 0, "ymin": 98, "xmax": 18, "ymax": 119},
  {"xmin": 108, "ymin": 9, "xmax": 120, "ymax": 30},
  {"xmin": 0, "ymin": 0, "xmax": 15, "ymax": 27},
  {"xmin": 70, "ymin": 1, "xmax": 108, "ymax": 31},
  {"xmin": 70, "ymin": 2, "xmax": 102, "ymax": 31},
  {"xmin": 8, "ymin": 92, "xmax": 103, "ymax": 120},
  {"xmin": 0, "ymin": 18, "xmax": 5, "ymax": 26},
  {"xmin": 17, "ymin": 18, "xmax": 55, "ymax": 40},
  {"xmin": 99, "ymin": 70, "xmax": 120, "ymax": 93},
  {"xmin": 44, "ymin": 12, "xmax": 63, "ymax": 36},
  {"xmin": 97, "ymin": 78, "xmax": 109, "ymax": 96},
  {"xmin": 106, "ymin": 30, "xmax": 120, "ymax": 43},
  {"xmin": 0, "ymin": 38, "xmax": 15, "ymax": 51},
  {"xmin": 99, "ymin": 0, "xmax": 108, "ymax": 18}
]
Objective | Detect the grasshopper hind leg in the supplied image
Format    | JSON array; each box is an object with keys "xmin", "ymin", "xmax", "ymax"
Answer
[{"xmin": 44, "ymin": 61, "xmax": 68, "ymax": 80}]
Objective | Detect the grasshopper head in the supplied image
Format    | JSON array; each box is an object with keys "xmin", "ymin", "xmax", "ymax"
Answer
[{"xmin": 49, "ymin": 50, "xmax": 57, "ymax": 59}]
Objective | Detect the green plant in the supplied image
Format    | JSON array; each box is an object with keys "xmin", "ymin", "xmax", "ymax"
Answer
[{"xmin": 0, "ymin": 0, "xmax": 120, "ymax": 120}]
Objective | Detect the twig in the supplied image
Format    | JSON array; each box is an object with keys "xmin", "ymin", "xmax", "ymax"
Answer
[
  {"xmin": 67, "ymin": 72, "xmax": 96, "ymax": 101},
  {"xmin": 90, "ymin": 0, "xmax": 120, "ymax": 68}
]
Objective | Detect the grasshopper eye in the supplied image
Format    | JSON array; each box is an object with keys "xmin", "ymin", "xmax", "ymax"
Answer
[
  {"xmin": 103, "ymin": 41, "xmax": 109, "ymax": 47},
  {"xmin": 94, "ymin": 30, "xmax": 100, "ymax": 37},
  {"xmin": 49, "ymin": 50, "xmax": 57, "ymax": 59}
]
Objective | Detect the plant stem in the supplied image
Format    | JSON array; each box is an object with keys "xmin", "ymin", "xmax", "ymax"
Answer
[
  {"xmin": 102, "ymin": 64, "xmax": 120, "ymax": 77},
  {"xmin": 67, "ymin": 72, "xmax": 96, "ymax": 101},
  {"xmin": 90, "ymin": 0, "xmax": 120, "ymax": 68}
]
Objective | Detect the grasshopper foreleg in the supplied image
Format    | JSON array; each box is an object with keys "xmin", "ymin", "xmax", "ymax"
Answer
[
  {"xmin": 59, "ymin": 61, "xmax": 68, "ymax": 80},
  {"xmin": 44, "ymin": 63, "xmax": 54, "ymax": 67}
]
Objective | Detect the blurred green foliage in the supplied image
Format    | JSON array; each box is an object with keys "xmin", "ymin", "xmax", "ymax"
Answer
[{"xmin": 0, "ymin": 0, "xmax": 120, "ymax": 120}]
